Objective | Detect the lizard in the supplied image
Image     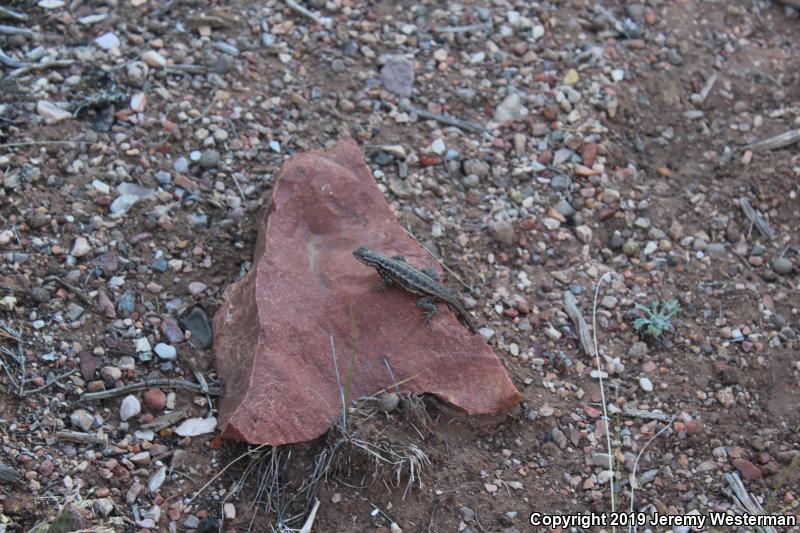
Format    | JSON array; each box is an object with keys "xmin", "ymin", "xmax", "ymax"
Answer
[{"xmin": 352, "ymin": 247, "xmax": 479, "ymax": 333}]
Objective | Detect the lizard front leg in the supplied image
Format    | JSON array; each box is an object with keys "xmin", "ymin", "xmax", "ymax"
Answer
[
  {"xmin": 416, "ymin": 295, "xmax": 438, "ymax": 326},
  {"xmin": 375, "ymin": 270, "xmax": 396, "ymax": 291}
]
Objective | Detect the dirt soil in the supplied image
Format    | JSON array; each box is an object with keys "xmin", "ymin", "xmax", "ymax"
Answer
[{"xmin": 0, "ymin": 0, "xmax": 799, "ymax": 532}]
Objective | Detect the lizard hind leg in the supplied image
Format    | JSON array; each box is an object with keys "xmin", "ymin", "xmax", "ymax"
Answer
[{"xmin": 416, "ymin": 295, "xmax": 438, "ymax": 326}]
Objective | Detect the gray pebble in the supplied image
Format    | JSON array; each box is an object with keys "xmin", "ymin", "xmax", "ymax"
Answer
[
  {"xmin": 380, "ymin": 57, "xmax": 415, "ymax": 97},
  {"xmin": 622, "ymin": 240, "xmax": 639, "ymax": 257},
  {"xmin": 773, "ymin": 257, "xmax": 793, "ymax": 275},
  {"xmin": 493, "ymin": 92, "xmax": 523, "ymax": 122},
  {"xmin": 550, "ymin": 175, "xmax": 572, "ymax": 192},
  {"xmin": 552, "ymin": 149, "xmax": 574, "ymax": 166},
  {"xmin": 154, "ymin": 343, "xmax": 177, "ymax": 361},
  {"xmin": 180, "ymin": 307, "xmax": 213, "ymax": 348},
  {"xmin": 601, "ymin": 296, "xmax": 617, "ymax": 309},
  {"xmin": 30, "ymin": 287, "xmax": 51, "ymax": 303},
  {"xmin": 155, "ymin": 171, "xmax": 171, "ymax": 186},
  {"xmin": 109, "ymin": 194, "xmax": 138, "ymax": 215},
  {"xmin": 117, "ymin": 291, "xmax": 136, "ymax": 314},
  {"xmin": 628, "ymin": 342, "xmax": 648, "ymax": 358},
  {"xmin": 70, "ymin": 409, "xmax": 94, "ymax": 432},
  {"xmin": 463, "ymin": 159, "xmax": 490, "ymax": 178},
  {"xmin": 463, "ymin": 174, "xmax": 480, "ymax": 188},
  {"xmin": 173, "ymin": 157, "xmax": 189, "ymax": 173},
  {"xmin": 66, "ymin": 303, "xmax": 85, "ymax": 322},
  {"xmin": 592, "ymin": 453, "xmax": 612, "ymax": 468},
  {"xmin": 554, "ymin": 198, "xmax": 575, "ymax": 218},
  {"xmin": 459, "ymin": 506, "xmax": 475, "ymax": 522},
  {"xmin": 199, "ymin": 150, "xmax": 220, "ymax": 169},
  {"xmin": 151, "ymin": 258, "xmax": 168, "ymax": 272},
  {"xmin": 611, "ymin": 232, "xmax": 625, "ymax": 249},
  {"xmin": 488, "ymin": 220, "xmax": 515, "ymax": 246},
  {"xmin": 638, "ymin": 468, "xmax": 658, "ymax": 485}
]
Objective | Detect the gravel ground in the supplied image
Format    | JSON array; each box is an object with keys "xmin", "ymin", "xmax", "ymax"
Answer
[{"xmin": 0, "ymin": 0, "xmax": 799, "ymax": 531}]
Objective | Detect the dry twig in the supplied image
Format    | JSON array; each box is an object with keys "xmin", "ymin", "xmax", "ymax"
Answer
[
  {"xmin": 590, "ymin": 272, "xmax": 616, "ymax": 516},
  {"xmin": 0, "ymin": 462, "xmax": 20, "ymax": 484},
  {"xmin": 164, "ymin": 64, "xmax": 207, "ymax": 75},
  {"xmin": 285, "ymin": 0, "xmax": 331, "ymax": 26},
  {"xmin": 0, "ymin": 6, "xmax": 27, "ymax": 21},
  {"xmin": 401, "ymin": 226, "xmax": 474, "ymax": 292},
  {"xmin": 747, "ymin": 128, "xmax": 800, "ymax": 152},
  {"xmin": 724, "ymin": 472, "xmax": 778, "ymax": 533},
  {"xmin": 627, "ymin": 417, "xmax": 675, "ymax": 533},
  {"xmin": 622, "ymin": 406, "xmax": 673, "ymax": 423},
  {"xmin": 0, "ymin": 319, "xmax": 25, "ymax": 395},
  {"xmin": 22, "ymin": 369, "xmax": 77, "ymax": 396},
  {"xmin": 55, "ymin": 431, "xmax": 107, "ymax": 446},
  {"xmin": 739, "ymin": 197, "xmax": 774, "ymax": 240},
  {"xmin": 44, "ymin": 275, "xmax": 93, "ymax": 307},
  {"xmin": 776, "ymin": 0, "xmax": 800, "ymax": 9},
  {"xmin": 563, "ymin": 291, "xmax": 595, "ymax": 358},
  {"xmin": 0, "ymin": 24, "xmax": 34, "ymax": 37},
  {"xmin": 140, "ymin": 410, "xmax": 188, "ymax": 431},
  {"xmin": 298, "ymin": 498, "xmax": 320, "ymax": 533},
  {"xmin": 80, "ymin": 379, "xmax": 220, "ymax": 401},
  {"xmin": 0, "ymin": 46, "xmax": 26, "ymax": 68},
  {"xmin": 0, "ymin": 140, "xmax": 88, "ymax": 149},
  {"xmin": 8, "ymin": 59, "xmax": 75, "ymax": 78},
  {"xmin": 434, "ymin": 22, "xmax": 492, "ymax": 33},
  {"xmin": 698, "ymin": 72, "xmax": 717, "ymax": 103},
  {"xmin": 399, "ymin": 100, "xmax": 494, "ymax": 139}
]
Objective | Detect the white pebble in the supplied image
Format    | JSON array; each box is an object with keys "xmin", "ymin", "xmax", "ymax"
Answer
[
  {"xmin": 92, "ymin": 179, "xmax": 110, "ymax": 194},
  {"xmin": 36, "ymin": 101, "xmax": 72, "ymax": 124},
  {"xmin": 130, "ymin": 92, "xmax": 147, "ymax": 112},
  {"xmin": 141, "ymin": 50, "xmax": 166, "ymax": 68},
  {"xmin": 135, "ymin": 337, "xmax": 152, "ymax": 353},
  {"xmin": 223, "ymin": 503, "xmax": 236, "ymax": 520},
  {"xmin": 148, "ymin": 466, "xmax": 166, "ymax": 493},
  {"xmin": 70, "ymin": 236, "xmax": 92, "ymax": 258},
  {"xmin": 120, "ymin": 395, "xmax": 141, "ymax": 421},
  {"xmin": 94, "ymin": 32, "xmax": 120, "ymax": 50},
  {"xmin": 175, "ymin": 417, "xmax": 217, "ymax": 437},
  {"xmin": 154, "ymin": 343, "xmax": 177, "ymax": 361}
]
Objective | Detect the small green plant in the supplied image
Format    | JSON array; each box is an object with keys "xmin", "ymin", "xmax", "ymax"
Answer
[{"xmin": 633, "ymin": 300, "xmax": 680, "ymax": 338}]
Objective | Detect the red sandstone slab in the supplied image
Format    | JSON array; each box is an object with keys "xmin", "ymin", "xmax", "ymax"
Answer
[{"xmin": 213, "ymin": 138, "xmax": 522, "ymax": 444}]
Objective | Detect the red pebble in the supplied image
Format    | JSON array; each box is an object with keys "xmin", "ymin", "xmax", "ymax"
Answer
[{"xmin": 418, "ymin": 154, "xmax": 440, "ymax": 167}]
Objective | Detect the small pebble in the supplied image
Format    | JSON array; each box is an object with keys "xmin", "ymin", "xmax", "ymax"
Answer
[
  {"xmin": 153, "ymin": 343, "xmax": 177, "ymax": 361},
  {"xmin": 773, "ymin": 257, "xmax": 793, "ymax": 275},
  {"xmin": 120, "ymin": 395, "xmax": 141, "ymax": 421}
]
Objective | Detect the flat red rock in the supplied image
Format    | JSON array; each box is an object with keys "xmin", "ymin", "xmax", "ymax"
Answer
[{"xmin": 213, "ymin": 138, "xmax": 522, "ymax": 445}]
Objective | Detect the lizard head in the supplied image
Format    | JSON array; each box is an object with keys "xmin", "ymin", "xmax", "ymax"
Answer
[{"xmin": 352, "ymin": 246, "xmax": 380, "ymax": 266}]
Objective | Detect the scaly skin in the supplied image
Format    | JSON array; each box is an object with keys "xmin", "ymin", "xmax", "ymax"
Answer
[{"xmin": 353, "ymin": 247, "xmax": 478, "ymax": 333}]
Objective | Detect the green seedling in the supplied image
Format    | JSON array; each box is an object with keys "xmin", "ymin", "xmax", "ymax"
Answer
[{"xmin": 633, "ymin": 300, "xmax": 680, "ymax": 338}]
